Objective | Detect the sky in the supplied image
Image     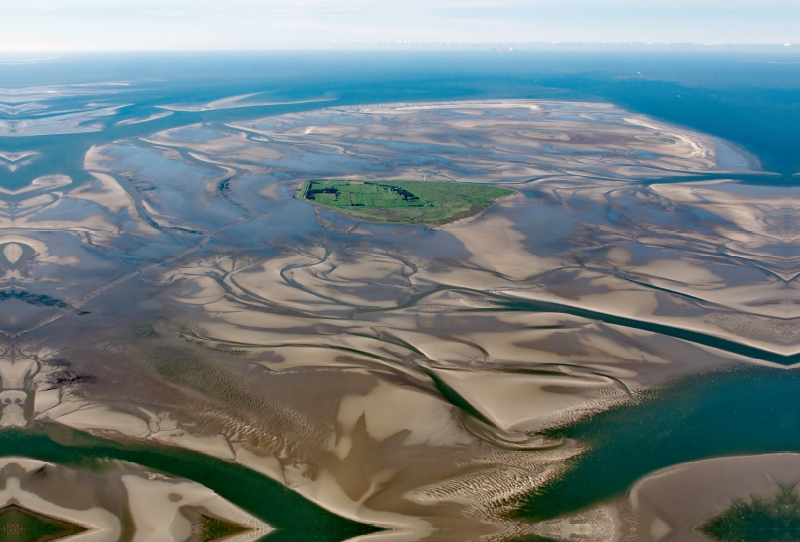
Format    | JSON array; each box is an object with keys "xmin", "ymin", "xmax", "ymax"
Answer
[{"xmin": 0, "ymin": 0, "xmax": 798, "ymax": 51}]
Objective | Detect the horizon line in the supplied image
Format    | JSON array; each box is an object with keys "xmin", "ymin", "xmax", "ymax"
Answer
[{"xmin": 0, "ymin": 42, "xmax": 798, "ymax": 55}]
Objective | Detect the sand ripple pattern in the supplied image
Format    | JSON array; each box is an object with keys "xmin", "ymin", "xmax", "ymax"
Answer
[{"xmin": 0, "ymin": 99, "xmax": 794, "ymax": 539}]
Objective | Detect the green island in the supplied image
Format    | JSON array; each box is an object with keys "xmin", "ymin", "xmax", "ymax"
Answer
[{"xmin": 299, "ymin": 180, "xmax": 514, "ymax": 225}]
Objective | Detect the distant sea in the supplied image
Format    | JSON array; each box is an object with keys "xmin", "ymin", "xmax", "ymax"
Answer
[
  {"xmin": 2, "ymin": 50, "xmax": 800, "ymax": 536},
  {"xmin": 2, "ymin": 51, "xmax": 800, "ymax": 188}
]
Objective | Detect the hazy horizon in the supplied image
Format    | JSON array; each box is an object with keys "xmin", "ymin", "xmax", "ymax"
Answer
[
  {"xmin": 3, "ymin": 5, "xmax": 800, "ymax": 540},
  {"xmin": 1, "ymin": 0, "xmax": 798, "ymax": 51}
]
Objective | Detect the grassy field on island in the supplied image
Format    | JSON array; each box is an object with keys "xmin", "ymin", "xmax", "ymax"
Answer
[{"xmin": 299, "ymin": 180, "xmax": 514, "ymax": 225}]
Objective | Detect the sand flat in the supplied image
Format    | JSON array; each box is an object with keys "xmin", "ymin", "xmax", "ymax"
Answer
[{"xmin": 2, "ymin": 98, "xmax": 793, "ymax": 539}]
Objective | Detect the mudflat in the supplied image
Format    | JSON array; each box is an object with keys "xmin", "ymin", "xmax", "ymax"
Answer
[{"xmin": 0, "ymin": 94, "xmax": 797, "ymax": 541}]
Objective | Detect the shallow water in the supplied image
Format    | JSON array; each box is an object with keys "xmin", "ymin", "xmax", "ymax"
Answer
[
  {"xmin": 0, "ymin": 425, "xmax": 372, "ymax": 542},
  {"xmin": 1, "ymin": 52, "xmax": 800, "ymax": 541},
  {"xmin": 519, "ymin": 366, "xmax": 800, "ymax": 521}
]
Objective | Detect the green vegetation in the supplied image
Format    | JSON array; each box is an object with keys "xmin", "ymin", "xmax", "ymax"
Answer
[
  {"xmin": 0, "ymin": 504, "xmax": 86, "ymax": 542},
  {"xmin": 299, "ymin": 180, "xmax": 514, "ymax": 225},
  {"xmin": 696, "ymin": 485, "xmax": 800, "ymax": 542}
]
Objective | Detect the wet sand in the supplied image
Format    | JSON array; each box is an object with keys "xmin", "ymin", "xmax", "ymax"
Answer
[
  {"xmin": 525, "ymin": 453, "xmax": 800, "ymax": 542},
  {"xmin": 0, "ymin": 456, "xmax": 270, "ymax": 542},
  {"xmin": 0, "ymin": 99, "xmax": 796, "ymax": 539}
]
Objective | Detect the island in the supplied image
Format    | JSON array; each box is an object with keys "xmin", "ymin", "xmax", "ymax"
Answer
[{"xmin": 298, "ymin": 179, "xmax": 515, "ymax": 225}]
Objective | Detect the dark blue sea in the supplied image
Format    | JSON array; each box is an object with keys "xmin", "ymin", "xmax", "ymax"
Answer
[{"xmin": 2, "ymin": 50, "xmax": 800, "ymax": 192}]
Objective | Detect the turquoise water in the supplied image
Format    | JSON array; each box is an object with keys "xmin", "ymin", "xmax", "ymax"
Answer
[
  {"xmin": 0, "ymin": 424, "xmax": 377, "ymax": 542},
  {"xmin": 3, "ymin": 51, "xmax": 800, "ymax": 192},
  {"xmin": 3, "ymin": 52, "xmax": 800, "ymax": 539},
  {"xmin": 496, "ymin": 294, "xmax": 799, "ymax": 365},
  {"xmin": 516, "ymin": 366, "xmax": 800, "ymax": 523}
]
